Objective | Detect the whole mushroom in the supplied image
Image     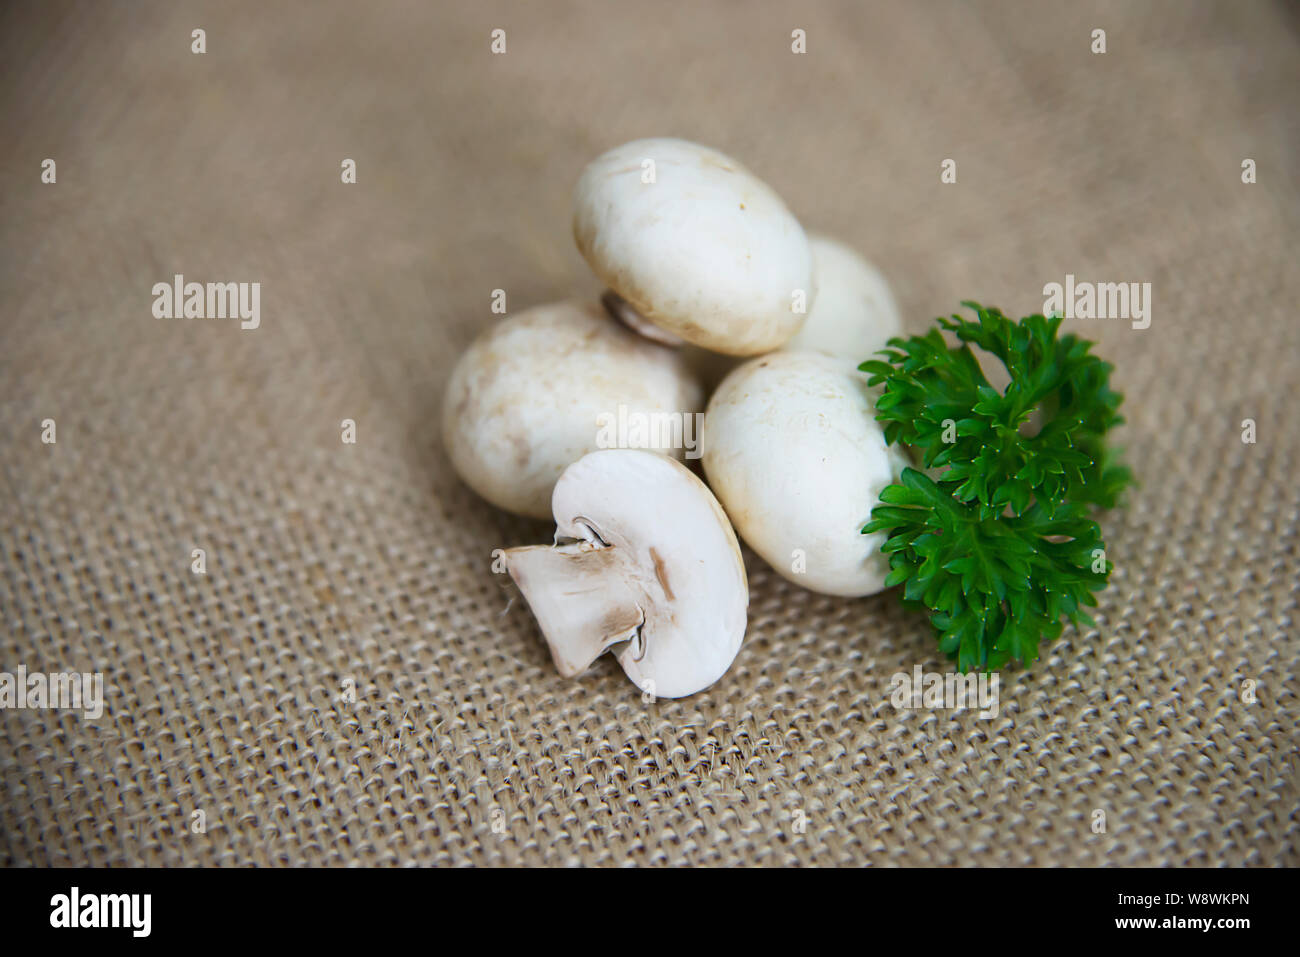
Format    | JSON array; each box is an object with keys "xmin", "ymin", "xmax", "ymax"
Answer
[
  {"xmin": 779, "ymin": 234, "xmax": 903, "ymax": 363},
  {"xmin": 573, "ymin": 137, "xmax": 813, "ymax": 356},
  {"xmin": 678, "ymin": 234, "xmax": 903, "ymax": 392},
  {"xmin": 701, "ymin": 351, "xmax": 909, "ymax": 597},
  {"xmin": 503, "ymin": 449, "xmax": 748, "ymax": 698},
  {"xmin": 443, "ymin": 300, "xmax": 703, "ymax": 519}
]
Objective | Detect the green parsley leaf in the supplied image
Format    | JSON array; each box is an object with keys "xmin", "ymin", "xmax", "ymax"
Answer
[{"xmin": 861, "ymin": 302, "xmax": 1133, "ymax": 671}]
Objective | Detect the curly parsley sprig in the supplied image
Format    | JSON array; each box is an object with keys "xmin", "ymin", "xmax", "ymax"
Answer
[{"xmin": 860, "ymin": 302, "xmax": 1133, "ymax": 672}]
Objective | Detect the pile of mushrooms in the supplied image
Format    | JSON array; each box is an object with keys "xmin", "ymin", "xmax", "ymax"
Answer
[{"xmin": 443, "ymin": 137, "xmax": 907, "ymax": 697}]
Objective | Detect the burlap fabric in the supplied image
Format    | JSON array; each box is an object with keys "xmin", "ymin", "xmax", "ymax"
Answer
[{"xmin": 1, "ymin": 0, "xmax": 1296, "ymax": 867}]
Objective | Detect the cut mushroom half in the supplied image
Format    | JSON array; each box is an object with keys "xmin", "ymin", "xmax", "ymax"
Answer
[{"xmin": 502, "ymin": 449, "xmax": 748, "ymax": 698}]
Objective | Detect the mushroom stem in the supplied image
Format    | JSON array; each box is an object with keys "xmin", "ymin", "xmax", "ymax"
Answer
[
  {"xmin": 502, "ymin": 542, "xmax": 644, "ymax": 677},
  {"xmin": 601, "ymin": 290, "xmax": 686, "ymax": 347}
]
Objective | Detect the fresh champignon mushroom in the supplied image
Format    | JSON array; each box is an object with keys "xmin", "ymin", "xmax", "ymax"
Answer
[
  {"xmin": 702, "ymin": 351, "xmax": 909, "ymax": 597},
  {"xmin": 779, "ymin": 234, "xmax": 903, "ymax": 362},
  {"xmin": 681, "ymin": 236, "xmax": 902, "ymax": 386},
  {"xmin": 503, "ymin": 449, "xmax": 747, "ymax": 698},
  {"xmin": 442, "ymin": 300, "xmax": 703, "ymax": 519},
  {"xmin": 572, "ymin": 137, "xmax": 813, "ymax": 356}
]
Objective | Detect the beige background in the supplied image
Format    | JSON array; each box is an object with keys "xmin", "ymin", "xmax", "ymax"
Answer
[{"xmin": 1, "ymin": 0, "xmax": 1296, "ymax": 866}]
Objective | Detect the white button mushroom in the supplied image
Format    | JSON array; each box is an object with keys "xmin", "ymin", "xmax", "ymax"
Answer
[
  {"xmin": 701, "ymin": 351, "xmax": 910, "ymax": 597},
  {"xmin": 677, "ymin": 235, "xmax": 903, "ymax": 391},
  {"xmin": 572, "ymin": 137, "xmax": 813, "ymax": 356},
  {"xmin": 502, "ymin": 449, "xmax": 748, "ymax": 698},
  {"xmin": 442, "ymin": 300, "xmax": 704, "ymax": 519},
  {"xmin": 779, "ymin": 234, "xmax": 903, "ymax": 363}
]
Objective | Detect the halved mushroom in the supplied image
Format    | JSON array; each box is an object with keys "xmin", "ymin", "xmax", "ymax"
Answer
[
  {"xmin": 442, "ymin": 300, "xmax": 703, "ymax": 519},
  {"xmin": 572, "ymin": 137, "xmax": 813, "ymax": 356},
  {"xmin": 502, "ymin": 449, "xmax": 748, "ymax": 698}
]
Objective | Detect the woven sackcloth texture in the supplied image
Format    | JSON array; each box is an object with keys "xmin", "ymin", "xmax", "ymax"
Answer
[{"xmin": 1, "ymin": 0, "xmax": 1297, "ymax": 867}]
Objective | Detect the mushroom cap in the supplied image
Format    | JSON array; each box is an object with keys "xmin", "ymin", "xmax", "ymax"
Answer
[
  {"xmin": 572, "ymin": 137, "xmax": 812, "ymax": 356},
  {"xmin": 779, "ymin": 235, "xmax": 903, "ymax": 363},
  {"xmin": 551, "ymin": 450, "xmax": 748, "ymax": 698},
  {"xmin": 702, "ymin": 351, "xmax": 909, "ymax": 597},
  {"xmin": 442, "ymin": 300, "xmax": 704, "ymax": 519}
]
